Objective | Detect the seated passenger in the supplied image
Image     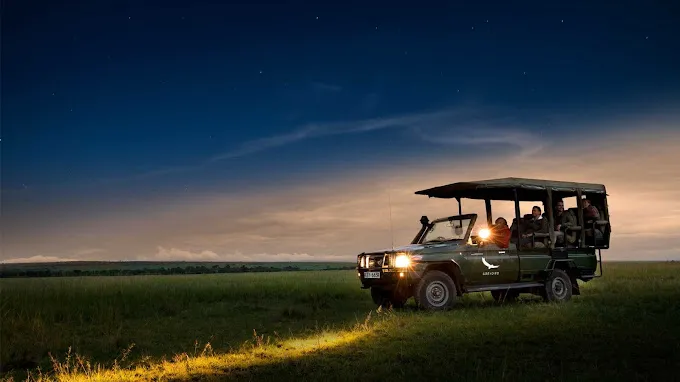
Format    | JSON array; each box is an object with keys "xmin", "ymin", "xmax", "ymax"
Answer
[
  {"xmin": 581, "ymin": 198, "xmax": 603, "ymax": 244},
  {"xmin": 554, "ymin": 200, "xmax": 577, "ymax": 246},
  {"xmin": 520, "ymin": 206, "xmax": 548, "ymax": 248},
  {"xmin": 510, "ymin": 216, "xmax": 527, "ymax": 245},
  {"xmin": 509, "ymin": 218, "xmax": 519, "ymax": 245},
  {"xmin": 581, "ymin": 198, "xmax": 600, "ymax": 222},
  {"xmin": 490, "ymin": 217, "xmax": 511, "ymax": 248}
]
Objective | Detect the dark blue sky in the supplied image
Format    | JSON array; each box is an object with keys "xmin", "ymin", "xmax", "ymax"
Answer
[
  {"xmin": 3, "ymin": 0, "xmax": 680, "ymax": 262},
  {"xmin": 3, "ymin": 0, "xmax": 680, "ymax": 198}
]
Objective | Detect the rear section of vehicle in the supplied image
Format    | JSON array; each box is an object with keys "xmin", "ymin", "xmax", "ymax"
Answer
[{"xmin": 567, "ymin": 249, "xmax": 601, "ymax": 281}]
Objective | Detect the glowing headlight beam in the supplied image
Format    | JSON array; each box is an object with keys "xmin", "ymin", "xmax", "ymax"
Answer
[{"xmin": 395, "ymin": 254, "xmax": 410, "ymax": 268}]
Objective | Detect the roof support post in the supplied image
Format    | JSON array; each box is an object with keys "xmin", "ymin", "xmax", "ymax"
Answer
[
  {"xmin": 456, "ymin": 197, "xmax": 462, "ymax": 216},
  {"xmin": 485, "ymin": 199, "xmax": 492, "ymax": 227},
  {"xmin": 514, "ymin": 188, "xmax": 522, "ymax": 251},
  {"xmin": 546, "ymin": 188, "xmax": 555, "ymax": 249},
  {"xmin": 602, "ymin": 191, "xmax": 611, "ymax": 248},
  {"xmin": 577, "ymin": 189, "xmax": 585, "ymax": 248}
]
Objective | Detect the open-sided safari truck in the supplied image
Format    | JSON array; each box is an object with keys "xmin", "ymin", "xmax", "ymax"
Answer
[{"xmin": 356, "ymin": 177, "xmax": 611, "ymax": 310}]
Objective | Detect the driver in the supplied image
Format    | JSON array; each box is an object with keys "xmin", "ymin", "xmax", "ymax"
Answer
[{"xmin": 490, "ymin": 217, "xmax": 511, "ymax": 248}]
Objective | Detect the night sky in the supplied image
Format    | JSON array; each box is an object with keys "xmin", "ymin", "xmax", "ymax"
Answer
[{"xmin": 3, "ymin": 1, "xmax": 680, "ymax": 263}]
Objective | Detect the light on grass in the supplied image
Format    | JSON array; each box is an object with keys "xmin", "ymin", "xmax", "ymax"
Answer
[
  {"xmin": 283, "ymin": 331, "xmax": 362, "ymax": 350},
  {"xmin": 38, "ymin": 323, "xmax": 372, "ymax": 381}
]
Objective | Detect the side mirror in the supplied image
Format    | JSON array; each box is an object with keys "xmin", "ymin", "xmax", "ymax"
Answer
[{"xmin": 420, "ymin": 216, "xmax": 429, "ymax": 226}]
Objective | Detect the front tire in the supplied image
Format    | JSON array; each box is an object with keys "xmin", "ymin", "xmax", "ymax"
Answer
[
  {"xmin": 542, "ymin": 269, "xmax": 573, "ymax": 302},
  {"xmin": 414, "ymin": 270, "xmax": 458, "ymax": 310}
]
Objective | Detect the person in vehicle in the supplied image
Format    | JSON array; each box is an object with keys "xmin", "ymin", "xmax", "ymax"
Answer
[
  {"xmin": 582, "ymin": 198, "xmax": 600, "ymax": 222},
  {"xmin": 520, "ymin": 206, "xmax": 548, "ymax": 248},
  {"xmin": 581, "ymin": 198, "xmax": 603, "ymax": 245},
  {"xmin": 490, "ymin": 217, "xmax": 511, "ymax": 248},
  {"xmin": 554, "ymin": 200, "xmax": 577, "ymax": 246},
  {"xmin": 509, "ymin": 217, "xmax": 520, "ymax": 246}
]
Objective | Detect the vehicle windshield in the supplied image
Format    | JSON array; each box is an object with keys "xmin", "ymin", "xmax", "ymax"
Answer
[{"xmin": 422, "ymin": 216, "xmax": 473, "ymax": 243}]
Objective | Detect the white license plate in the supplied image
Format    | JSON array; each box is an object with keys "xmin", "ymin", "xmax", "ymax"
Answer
[{"xmin": 364, "ymin": 271, "xmax": 381, "ymax": 279}]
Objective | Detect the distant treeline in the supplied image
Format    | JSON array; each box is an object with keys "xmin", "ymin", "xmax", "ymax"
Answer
[{"xmin": 0, "ymin": 263, "xmax": 357, "ymax": 278}]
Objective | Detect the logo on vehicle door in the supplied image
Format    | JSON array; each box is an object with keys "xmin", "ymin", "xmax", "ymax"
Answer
[
  {"xmin": 482, "ymin": 257, "xmax": 500, "ymax": 276},
  {"xmin": 482, "ymin": 257, "xmax": 499, "ymax": 269}
]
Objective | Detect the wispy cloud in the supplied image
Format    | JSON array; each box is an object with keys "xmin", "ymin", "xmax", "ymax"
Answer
[
  {"xmin": 209, "ymin": 107, "xmax": 546, "ymax": 162},
  {"xmin": 1, "ymin": 255, "xmax": 79, "ymax": 264},
  {"xmin": 6, "ymin": 122, "xmax": 679, "ymax": 263},
  {"xmin": 87, "ymin": 106, "xmax": 551, "ymax": 187},
  {"xmin": 412, "ymin": 124, "xmax": 545, "ymax": 158},
  {"xmin": 136, "ymin": 247, "xmax": 342, "ymax": 262}
]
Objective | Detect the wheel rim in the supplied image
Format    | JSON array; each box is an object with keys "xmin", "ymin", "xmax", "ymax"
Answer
[
  {"xmin": 426, "ymin": 281, "xmax": 449, "ymax": 307},
  {"xmin": 551, "ymin": 278, "xmax": 567, "ymax": 299}
]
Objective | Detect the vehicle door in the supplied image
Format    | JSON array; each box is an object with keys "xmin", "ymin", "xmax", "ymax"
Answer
[
  {"xmin": 517, "ymin": 246, "xmax": 552, "ymax": 282},
  {"xmin": 462, "ymin": 243, "xmax": 520, "ymax": 285}
]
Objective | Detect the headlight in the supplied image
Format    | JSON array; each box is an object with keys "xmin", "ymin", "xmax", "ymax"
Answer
[{"xmin": 395, "ymin": 254, "xmax": 410, "ymax": 268}]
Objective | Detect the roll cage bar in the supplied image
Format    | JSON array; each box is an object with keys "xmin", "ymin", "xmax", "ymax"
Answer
[{"xmin": 414, "ymin": 177, "xmax": 611, "ymax": 252}]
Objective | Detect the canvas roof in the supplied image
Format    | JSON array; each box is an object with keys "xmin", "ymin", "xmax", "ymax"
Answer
[{"xmin": 414, "ymin": 177, "xmax": 606, "ymax": 200}]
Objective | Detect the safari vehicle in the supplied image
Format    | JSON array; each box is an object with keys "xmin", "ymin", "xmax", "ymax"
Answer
[{"xmin": 356, "ymin": 178, "xmax": 611, "ymax": 310}]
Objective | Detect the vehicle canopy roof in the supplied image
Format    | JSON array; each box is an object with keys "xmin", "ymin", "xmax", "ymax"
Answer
[{"xmin": 414, "ymin": 177, "xmax": 607, "ymax": 201}]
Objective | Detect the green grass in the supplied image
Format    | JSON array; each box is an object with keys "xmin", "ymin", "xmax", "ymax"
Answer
[{"xmin": 2, "ymin": 261, "xmax": 680, "ymax": 381}]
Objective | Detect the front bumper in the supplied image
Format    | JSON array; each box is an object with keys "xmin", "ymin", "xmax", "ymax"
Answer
[
  {"xmin": 356, "ymin": 252, "xmax": 427, "ymax": 290},
  {"xmin": 356, "ymin": 266, "xmax": 425, "ymax": 289}
]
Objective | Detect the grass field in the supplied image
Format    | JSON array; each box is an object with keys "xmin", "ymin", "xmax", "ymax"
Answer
[{"xmin": 2, "ymin": 261, "xmax": 679, "ymax": 381}]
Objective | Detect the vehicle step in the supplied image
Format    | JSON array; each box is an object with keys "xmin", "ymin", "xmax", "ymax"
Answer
[{"xmin": 466, "ymin": 282, "xmax": 544, "ymax": 293}]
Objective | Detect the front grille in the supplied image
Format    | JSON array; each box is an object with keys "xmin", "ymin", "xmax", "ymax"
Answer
[
  {"xmin": 383, "ymin": 253, "xmax": 396, "ymax": 268},
  {"xmin": 367, "ymin": 255, "xmax": 383, "ymax": 268},
  {"xmin": 358, "ymin": 253, "xmax": 397, "ymax": 269}
]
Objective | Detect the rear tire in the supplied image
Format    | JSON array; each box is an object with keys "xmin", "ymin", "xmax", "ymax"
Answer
[
  {"xmin": 414, "ymin": 270, "xmax": 458, "ymax": 311},
  {"xmin": 542, "ymin": 269, "xmax": 573, "ymax": 302}
]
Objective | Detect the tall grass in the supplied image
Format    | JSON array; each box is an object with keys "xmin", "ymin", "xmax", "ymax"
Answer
[
  {"xmin": 1, "ymin": 271, "xmax": 371, "ymax": 378},
  {"xmin": 2, "ymin": 262, "xmax": 680, "ymax": 381}
]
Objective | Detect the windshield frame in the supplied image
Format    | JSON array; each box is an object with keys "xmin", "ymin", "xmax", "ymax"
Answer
[{"xmin": 418, "ymin": 213, "xmax": 478, "ymax": 244}]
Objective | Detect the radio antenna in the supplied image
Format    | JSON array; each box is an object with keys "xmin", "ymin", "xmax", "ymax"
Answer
[{"xmin": 388, "ymin": 189, "xmax": 394, "ymax": 250}]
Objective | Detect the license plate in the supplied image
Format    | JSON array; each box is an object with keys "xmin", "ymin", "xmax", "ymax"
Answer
[{"xmin": 364, "ymin": 271, "xmax": 380, "ymax": 279}]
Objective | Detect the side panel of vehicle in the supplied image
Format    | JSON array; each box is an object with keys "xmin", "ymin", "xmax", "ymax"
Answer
[
  {"xmin": 517, "ymin": 250, "xmax": 552, "ymax": 282},
  {"xmin": 457, "ymin": 248, "xmax": 520, "ymax": 285},
  {"xmin": 566, "ymin": 250, "xmax": 598, "ymax": 277}
]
